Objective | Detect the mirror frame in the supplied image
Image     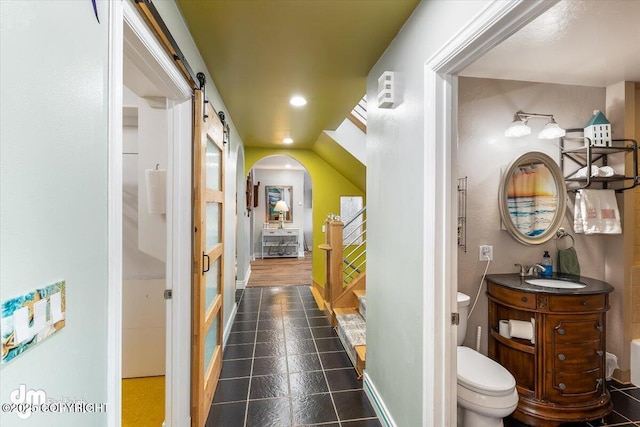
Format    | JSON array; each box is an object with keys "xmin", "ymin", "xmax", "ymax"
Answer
[
  {"xmin": 498, "ymin": 151, "xmax": 567, "ymax": 245},
  {"xmin": 265, "ymin": 185, "xmax": 293, "ymax": 223}
]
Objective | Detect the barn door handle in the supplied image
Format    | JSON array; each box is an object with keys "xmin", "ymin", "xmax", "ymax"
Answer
[{"xmin": 203, "ymin": 253, "xmax": 210, "ymax": 273}]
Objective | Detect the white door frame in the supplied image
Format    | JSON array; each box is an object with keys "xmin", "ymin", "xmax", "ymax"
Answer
[
  {"xmin": 424, "ymin": 1, "xmax": 558, "ymax": 425},
  {"xmin": 108, "ymin": 1, "xmax": 193, "ymax": 426}
]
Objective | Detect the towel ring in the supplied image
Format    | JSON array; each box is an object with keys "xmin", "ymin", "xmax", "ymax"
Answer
[{"xmin": 555, "ymin": 228, "xmax": 575, "ymax": 250}]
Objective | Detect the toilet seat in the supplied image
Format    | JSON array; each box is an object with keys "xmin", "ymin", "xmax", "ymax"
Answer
[{"xmin": 457, "ymin": 347, "xmax": 515, "ymax": 397}]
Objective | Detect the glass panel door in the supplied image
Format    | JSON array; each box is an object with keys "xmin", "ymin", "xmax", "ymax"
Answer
[{"xmin": 191, "ymin": 89, "xmax": 224, "ymax": 427}]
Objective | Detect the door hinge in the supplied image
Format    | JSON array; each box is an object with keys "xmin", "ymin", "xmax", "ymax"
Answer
[
  {"xmin": 451, "ymin": 312, "xmax": 460, "ymax": 325},
  {"xmin": 164, "ymin": 289, "xmax": 173, "ymax": 300}
]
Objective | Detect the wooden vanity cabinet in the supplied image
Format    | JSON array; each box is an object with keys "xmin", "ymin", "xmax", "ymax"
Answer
[{"xmin": 487, "ymin": 280, "xmax": 612, "ymax": 426}]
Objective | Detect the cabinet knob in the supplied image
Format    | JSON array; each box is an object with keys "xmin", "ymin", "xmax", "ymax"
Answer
[
  {"xmin": 582, "ymin": 300, "xmax": 590, "ymax": 306},
  {"xmin": 558, "ymin": 328, "xmax": 566, "ymax": 335},
  {"xmin": 558, "ymin": 353, "xmax": 566, "ymax": 361},
  {"xmin": 521, "ymin": 296, "xmax": 528, "ymax": 303},
  {"xmin": 597, "ymin": 350, "xmax": 604, "ymax": 357},
  {"xmin": 596, "ymin": 324, "xmax": 603, "ymax": 332},
  {"xmin": 558, "ymin": 383, "xmax": 566, "ymax": 390}
]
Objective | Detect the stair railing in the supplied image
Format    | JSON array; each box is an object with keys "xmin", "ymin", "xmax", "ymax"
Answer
[
  {"xmin": 347, "ymin": 95, "xmax": 367, "ymax": 133},
  {"xmin": 342, "ymin": 207, "xmax": 366, "ymax": 287},
  {"xmin": 318, "ymin": 207, "xmax": 367, "ymax": 315}
]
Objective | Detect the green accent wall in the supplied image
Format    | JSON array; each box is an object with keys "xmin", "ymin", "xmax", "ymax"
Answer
[{"xmin": 245, "ymin": 148, "xmax": 365, "ymax": 288}]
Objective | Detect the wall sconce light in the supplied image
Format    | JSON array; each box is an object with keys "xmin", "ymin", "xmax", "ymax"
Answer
[
  {"xmin": 274, "ymin": 200, "xmax": 289, "ymax": 229},
  {"xmin": 377, "ymin": 71, "xmax": 394, "ymax": 109},
  {"xmin": 505, "ymin": 111, "xmax": 566, "ymax": 139}
]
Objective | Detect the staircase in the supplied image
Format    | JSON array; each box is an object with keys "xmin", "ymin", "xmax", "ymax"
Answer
[
  {"xmin": 318, "ymin": 208, "xmax": 367, "ymax": 377},
  {"xmin": 334, "ymin": 289, "xmax": 367, "ymax": 377}
]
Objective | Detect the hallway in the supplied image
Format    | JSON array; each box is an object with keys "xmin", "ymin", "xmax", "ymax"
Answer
[{"xmin": 206, "ymin": 286, "xmax": 381, "ymax": 426}]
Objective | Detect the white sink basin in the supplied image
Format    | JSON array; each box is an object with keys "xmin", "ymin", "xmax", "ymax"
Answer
[{"xmin": 525, "ymin": 279, "xmax": 586, "ymax": 289}]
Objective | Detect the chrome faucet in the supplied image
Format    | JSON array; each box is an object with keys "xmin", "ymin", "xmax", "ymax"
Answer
[{"xmin": 514, "ymin": 263, "xmax": 546, "ymax": 277}]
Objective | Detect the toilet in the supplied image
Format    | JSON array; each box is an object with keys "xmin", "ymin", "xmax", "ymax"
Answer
[{"xmin": 456, "ymin": 292, "xmax": 518, "ymax": 427}]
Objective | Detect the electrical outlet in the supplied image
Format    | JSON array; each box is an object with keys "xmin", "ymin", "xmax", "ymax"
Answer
[{"xmin": 479, "ymin": 245, "xmax": 493, "ymax": 261}]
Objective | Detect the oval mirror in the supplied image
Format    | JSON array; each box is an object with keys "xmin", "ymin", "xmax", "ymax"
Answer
[{"xmin": 498, "ymin": 151, "xmax": 566, "ymax": 245}]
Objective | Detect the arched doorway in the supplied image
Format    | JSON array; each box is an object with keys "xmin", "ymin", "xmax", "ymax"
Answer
[{"xmin": 245, "ymin": 155, "xmax": 313, "ymax": 287}]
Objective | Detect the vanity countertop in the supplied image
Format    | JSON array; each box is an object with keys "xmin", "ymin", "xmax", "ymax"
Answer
[{"xmin": 486, "ymin": 273, "xmax": 614, "ymax": 295}]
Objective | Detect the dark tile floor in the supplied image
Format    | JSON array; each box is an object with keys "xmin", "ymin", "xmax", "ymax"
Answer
[
  {"xmin": 504, "ymin": 381, "xmax": 640, "ymax": 427},
  {"xmin": 210, "ymin": 286, "xmax": 640, "ymax": 427},
  {"xmin": 206, "ymin": 286, "xmax": 382, "ymax": 427}
]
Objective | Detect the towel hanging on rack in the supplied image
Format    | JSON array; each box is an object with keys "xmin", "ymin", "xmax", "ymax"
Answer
[
  {"xmin": 558, "ymin": 247, "xmax": 580, "ymax": 276},
  {"xmin": 556, "ymin": 229, "xmax": 580, "ymax": 276},
  {"xmin": 574, "ymin": 189, "xmax": 621, "ymax": 234}
]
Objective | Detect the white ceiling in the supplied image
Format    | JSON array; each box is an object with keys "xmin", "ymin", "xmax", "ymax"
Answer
[{"xmin": 461, "ymin": 0, "xmax": 640, "ymax": 87}]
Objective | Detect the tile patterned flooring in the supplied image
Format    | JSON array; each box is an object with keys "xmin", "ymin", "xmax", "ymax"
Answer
[
  {"xmin": 206, "ymin": 286, "xmax": 382, "ymax": 427},
  {"xmin": 207, "ymin": 285, "xmax": 640, "ymax": 427}
]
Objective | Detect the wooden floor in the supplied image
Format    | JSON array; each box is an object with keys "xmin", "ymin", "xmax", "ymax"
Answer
[{"xmin": 247, "ymin": 253, "xmax": 312, "ymax": 287}]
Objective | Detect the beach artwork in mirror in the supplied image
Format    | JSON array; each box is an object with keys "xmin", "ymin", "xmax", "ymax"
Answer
[
  {"xmin": 266, "ymin": 185, "xmax": 293, "ymax": 223},
  {"xmin": 499, "ymin": 152, "xmax": 566, "ymax": 245}
]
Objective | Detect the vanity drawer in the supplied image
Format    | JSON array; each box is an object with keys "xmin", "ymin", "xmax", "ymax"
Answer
[
  {"xmin": 547, "ymin": 294, "xmax": 606, "ymax": 312},
  {"xmin": 545, "ymin": 316, "xmax": 603, "ymax": 344},
  {"xmin": 264, "ymin": 229, "xmax": 297, "ymax": 235},
  {"xmin": 547, "ymin": 368, "xmax": 604, "ymax": 403},
  {"xmin": 552, "ymin": 341, "xmax": 603, "ymax": 372},
  {"xmin": 488, "ymin": 283, "xmax": 536, "ymax": 310}
]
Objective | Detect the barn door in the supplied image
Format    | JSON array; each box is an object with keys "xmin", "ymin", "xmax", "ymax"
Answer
[{"xmin": 191, "ymin": 89, "xmax": 224, "ymax": 426}]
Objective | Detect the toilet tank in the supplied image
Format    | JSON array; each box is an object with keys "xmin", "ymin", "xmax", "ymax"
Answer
[{"xmin": 457, "ymin": 292, "xmax": 471, "ymax": 346}]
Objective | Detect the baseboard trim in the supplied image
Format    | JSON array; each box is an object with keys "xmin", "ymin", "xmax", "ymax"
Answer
[
  {"xmin": 311, "ymin": 280, "xmax": 325, "ymax": 310},
  {"xmin": 236, "ymin": 266, "xmax": 251, "ymax": 289},
  {"xmin": 223, "ymin": 303, "xmax": 238, "ymax": 348},
  {"xmin": 613, "ymin": 368, "xmax": 631, "ymax": 384},
  {"xmin": 364, "ymin": 372, "xmax": 397, "ymax": 427},
  {"xmin": 312, "ymin": 280, "xmax": 323, "ymax": 295}
]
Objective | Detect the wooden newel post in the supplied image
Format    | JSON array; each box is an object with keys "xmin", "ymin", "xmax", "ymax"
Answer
[
  {"xmin": 327, "ymin": 220, "xmax": 344, "ymax": 308},
  {"xmin": 318, "ymin": 219, "xmax": 344, "ymax": 311}
]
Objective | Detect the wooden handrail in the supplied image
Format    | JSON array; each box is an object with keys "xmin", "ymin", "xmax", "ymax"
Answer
[{"xmin": 320, "ymin": 216, "xmax": 368, "ymax": 319}]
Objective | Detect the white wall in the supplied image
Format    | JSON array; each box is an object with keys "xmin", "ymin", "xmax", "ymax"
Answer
[
  {"xmin": 122, "ymin": 279, "xmax": 166, "ymax": 378},
  {"xmin": 121, "ymin": 87, "xmax": 166, "ymax": 379},
  {"xmin": 137, "ymin": 97, "xmax": 169, "ymax": 262},
  {"xmin": 122, "ymin": 87, "xmax": 166, "ymax": 279},
  {"xmin": 0, "ymin": 1, "xmax": 110, "ymax": 425},
  {"xmin": 236, "ymin": 148, "xmax": 251, "ymax": 287},
  {"xmin": 252, "ymin": 168, "xmax": 305, "ymax": 257},
  {"xmin": 366, "ymin": 1, "xmax": 491, "ymax": 425},
  {"xmin": 303, "ymin": 170, "xmax": 313, "ymax": 251},
  {"xmin": 457, "ymin": 77, "xmax": 607, "ymax": 354},
  {"xmin": 124, "ymin": 126, "xmax": 166, "ymax": 278}
]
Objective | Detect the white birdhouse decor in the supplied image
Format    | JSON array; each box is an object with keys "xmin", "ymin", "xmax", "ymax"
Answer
[{"xmin": 584, "ymin": 110, "xmax": 611, "ymax": 147}]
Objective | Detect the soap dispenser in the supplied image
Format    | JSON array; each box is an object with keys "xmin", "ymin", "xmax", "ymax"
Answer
[{"xmin": 541, "ymin": 251, "xmax": 553, "ymax": 277}]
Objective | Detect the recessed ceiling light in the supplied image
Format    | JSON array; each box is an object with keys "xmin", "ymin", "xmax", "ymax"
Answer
[
  {"xmin": 285, "ymin": 164, "xmax": 291, "ymax": 168},
  {"xmin": 283, "ymin": 137, "xmax": 294, "ymax": 144},
  {"xmin": 289, "ymin": 96, "xmax": 307, "ymax": 107}
]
